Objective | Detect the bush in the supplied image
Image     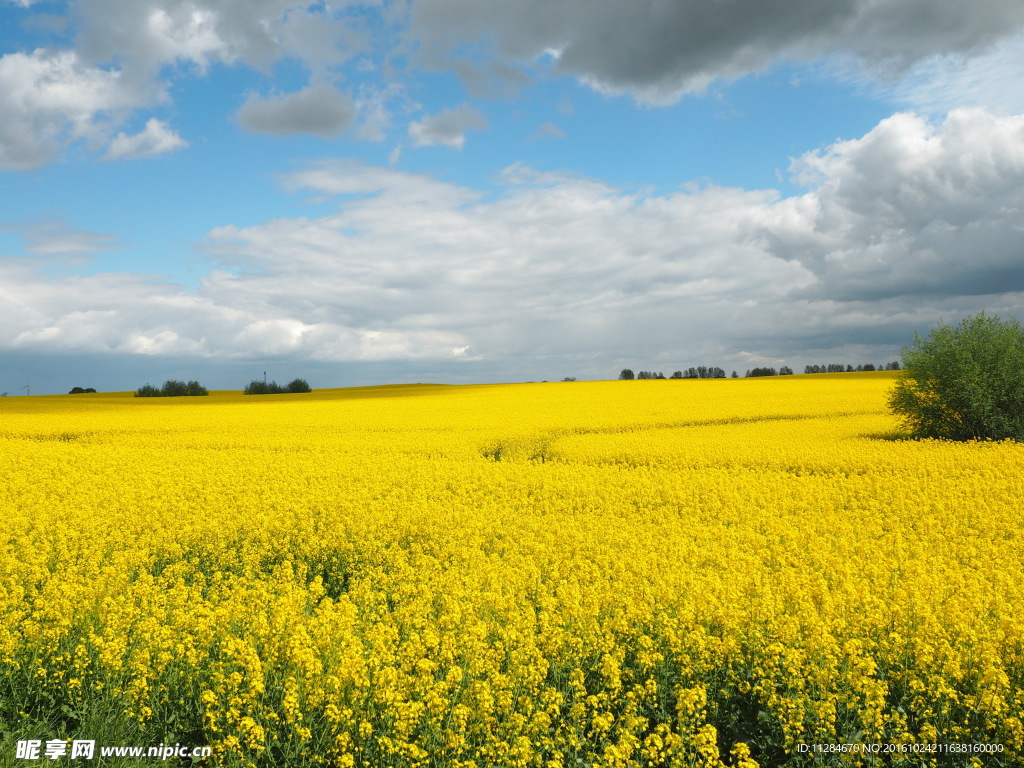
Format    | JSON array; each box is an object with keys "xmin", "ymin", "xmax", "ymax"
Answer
[
  {"xmin": 244, "ymin": 378, "xmax": 312, "ymax": 395},
  {"xmin": 135, "ymin": 380, "xmax": 208, "ymax": 398},
  {"xmin": 68, "ymin": 387, "xmax": 97, "ymax": 394},
  {"xmin": 245, "ymin": 380, "xmax": 287, "ymax": 395},
  {"xmin": 888, "ymin": 312, "xmax": 1024, "ymax": 441}
]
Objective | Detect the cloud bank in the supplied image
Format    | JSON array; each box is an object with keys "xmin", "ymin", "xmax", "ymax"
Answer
[{"xmin": 3, "ymin": 109, "xmax": 1023, "ymax": 378}]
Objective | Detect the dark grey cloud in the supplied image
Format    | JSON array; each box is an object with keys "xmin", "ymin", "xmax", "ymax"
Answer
[
  {"xmin": 236, "ymin": 83, "xmax": 356, "ymax": 137},
  {"xmin": 408, "ymin": 0, "xmax": 1024, "ymax": 103},
  {"xmin": 408, "ymin": 104, "xmax": 487, "ymax": 149}
]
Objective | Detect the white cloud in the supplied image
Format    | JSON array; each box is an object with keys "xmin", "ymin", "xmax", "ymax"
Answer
[
  {"xmin": 236, "ymin": 83, "xmax": 356, "ymax": 137},
  {"xmin": 105, "ymin": 117, "xmax": 188, "ymax": 159},
  {"xmin": 72, "ymin": 0, "xmax": 365, "ymax": 76},
  {"xmin": 408, "ymin": 104, "xmax": 487, "ymax": 149},
  {"xmin": 877, "ymin": 32, "xmax": 1024, "ymax": 116},
  {"xmin": 762, "ymin": 108, "xmax": 1024, "ymax": 300},
  {"xmin": 1, "ymin": 220, "xmax": 120, "ymax": 256},
  {"xmin": 1, "ymin": 2, "xmax": 368, "ymax": 169},
  {"xmin": 530, "ymin": 122, "xmax": 564, "ymax": 140},
  {"xmin": 353, "ymin": 83, "xmax": 416, "ymax": 142},
  {"xmin": 3, "ymin": 110, "xmax": 1024, "ymax": 376},
  {"xmin": 0, "ymin": 48, "xmax": 153, "ymax": 170}
]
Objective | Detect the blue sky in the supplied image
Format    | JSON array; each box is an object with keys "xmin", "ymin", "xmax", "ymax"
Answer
[{"xmin": 2, "ymin": 0, "xmax": 1024, "ymax": 394}]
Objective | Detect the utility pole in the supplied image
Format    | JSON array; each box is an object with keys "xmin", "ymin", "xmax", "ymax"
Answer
[{"xmin": 264, "ymin": 371, "xmax": 267, "ymax": 385}]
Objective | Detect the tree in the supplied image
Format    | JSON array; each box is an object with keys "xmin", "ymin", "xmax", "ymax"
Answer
[
  {"xmin": 135, "ymin": 380, "xmax": 208, "ymax": 397},
  {"xmin": 246, "ymin": 380, "xmax": 281, "ymax": 394},
  {"xmin": 619, "ymin": 369, "xmax": 635, "ymax": 380},
  {"xmin": 888, "ymin": 312, "xmax": 1024, "ymax": 441}
]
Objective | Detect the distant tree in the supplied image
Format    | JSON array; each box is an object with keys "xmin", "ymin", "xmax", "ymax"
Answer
[
  {"xmin": 885, "ymin": 361, "xmax": 901, "ymax": 371},
  {"xmin": 245, "ymin": 380, "xmax": 287, "ymax": 395},
  {"xmin": 161, "ymin": 379, "xmax": 187, "ymax": 397},
  {"xmin": 889, "ymin": 312, "xmax": 1024, "ymax": 441},
  {"xmin": 670, "ymin": 371, "xmax": 683, "ymax": 379},
  {"xmin": 863, "ymin": 363, "xmax": 876, "ymax": 372},
  {"xmin": 619, "ymin": 369, "xmax": 635, "ymax": 380},
  {"xmin": 656, "ymin": 372, "xmax": 666, "ymax": 379},
  {"xmin": 747, "ymin": 367, "xmax": 778, "ymax": 377},
  {"xmin": 779, "ymin": 366, "xmax": 793, "ymax": 375},
  {"xmin": 68, "ymin": 386, "xmax": 96, "ymax": 394},
  {"xmin": 135, "ymin": 380, "xmax": 208, "ymax": 397},
  {"xmin": 731, "ymin": 371, "xmax": 738, "ymax": 378},
  {"xmin": 286, "ymin": 378, "xmax": 312, "ymax": 393},
  {"xmin": 561, "ymin": 377, "xmax": 577, "ymax": 382}
]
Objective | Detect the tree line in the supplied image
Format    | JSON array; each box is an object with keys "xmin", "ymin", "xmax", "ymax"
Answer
[
  {"xmin": 619, "ymin": 361, "xmax": 901, "ymax": 380},
  {"xmin": 132, "ymin": 377, "xmax": 312, "ymax": 397},
  {"xmin": 805, "ymin": 362, "xmax": 901, "ymax": 373}
]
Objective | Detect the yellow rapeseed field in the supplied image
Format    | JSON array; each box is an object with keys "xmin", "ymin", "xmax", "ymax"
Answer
[{"xmin": 1, "ymin": 373, "xmax": 1022, "ymax": 767}]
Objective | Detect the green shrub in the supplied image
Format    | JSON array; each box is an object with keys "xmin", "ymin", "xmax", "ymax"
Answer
[
  {"xmin": 888, "ymin": 311, "xmax": 1024, "ymax": 441},
  {"xmin": 244, "ymin": 380, "xmax": 286, "ymax": 395},
  {"xmin": 134, "ymin": 380, "xmax": 208, "ymax": 398},
  {"xmin": 68, "ymin": 387, "xmax": 97, "ymax": 394},
  {"xmin": 162, "ymin": 379, "xmax": 188, "ymax": 397},
  {"xmin": 244, "ymin": 378, "xmax": 312, "ymax": 395}
]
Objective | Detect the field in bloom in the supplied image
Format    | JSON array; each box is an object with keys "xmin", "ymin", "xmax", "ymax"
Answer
[{"xmin": 1, "ymin": 373, "xmax": 1022, "ymax": 768}]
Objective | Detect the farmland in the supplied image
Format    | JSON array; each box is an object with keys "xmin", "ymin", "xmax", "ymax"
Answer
[{"xmin": 1, "ymin": 373, "xmax": 1022, "ymax": 767}]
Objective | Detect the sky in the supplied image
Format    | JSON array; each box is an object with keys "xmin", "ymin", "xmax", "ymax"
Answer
[{"xmin": 2, "ymin": 1, "xmax": 1024, "ymax": 395}]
